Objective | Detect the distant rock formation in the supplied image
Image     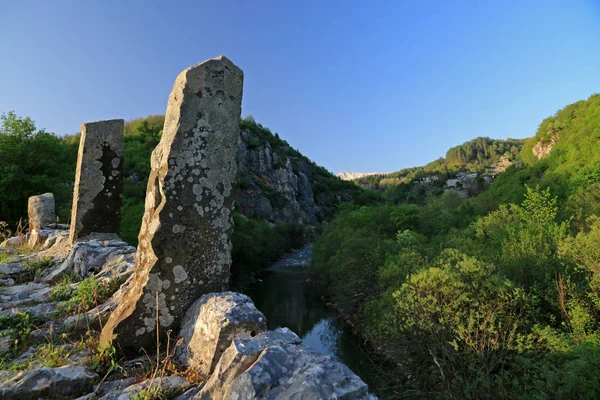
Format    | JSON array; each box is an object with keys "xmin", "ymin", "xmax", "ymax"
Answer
[
  {"xmin": 532, "ymin": 132, "xmax": 559, "ymax": 159},
  {"xmin": 236, "ymin": 132, "xmax": 320, "ymax": 224},
  {"xmin": 337, "ymin": 172, "xmax": 385, "ymax": 181}
]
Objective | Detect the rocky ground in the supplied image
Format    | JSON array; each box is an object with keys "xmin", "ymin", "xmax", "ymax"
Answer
[{"xmin": 0, "ymin": 228, "xmax": 374, "ymax": 399}]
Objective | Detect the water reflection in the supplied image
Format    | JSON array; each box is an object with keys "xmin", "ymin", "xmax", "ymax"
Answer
[{"xmin": 245, "ymin": 263, "xmax": 401, "ymax": 399}]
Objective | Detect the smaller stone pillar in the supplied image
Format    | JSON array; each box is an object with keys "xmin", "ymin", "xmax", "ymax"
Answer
[
  {"xmin": 69, "ymin": 119, "xmax": 124, "ymax": 243},
  {"xmin": 28, "ymin": 193, "xmax": 55, "ymax": 230}
]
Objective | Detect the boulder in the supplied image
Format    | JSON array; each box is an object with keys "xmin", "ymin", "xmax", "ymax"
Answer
[
  {"xmin": 27, "ymin": 193, "xmax": 55, "ymax": 230},
  {"xmin": 177, "ymin": 292, "xmax": 267, "ymax": 376},
  {"xmin": 100, "ymin": 56, "xmax": 244, "ymax": 351},
  {"xmin": 0, "ymin": 365, "xmax": 98, "ymax": 399},
  {"xmin": 195, "ymin": 328, "xmax": 371, "ymax": 399}
]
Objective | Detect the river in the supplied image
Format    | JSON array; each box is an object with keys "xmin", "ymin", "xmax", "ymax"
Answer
[{"xmin": 244, "ymin": 245, "xmax": 400, "ymax": 399}]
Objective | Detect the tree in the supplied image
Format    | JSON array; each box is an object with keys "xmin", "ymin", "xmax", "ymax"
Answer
[{"xmin": 0, "ymin": 112, "xmax": 77, "ymax": 224}]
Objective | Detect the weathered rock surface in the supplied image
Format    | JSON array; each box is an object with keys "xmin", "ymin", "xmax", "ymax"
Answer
[
  {"xmin": 97, "ymin": 376, "xmax": 192, "ymax": 400},
  {"xmin": 0, "ymin": 365, "xmax": 98, "ymax": 399},
  {"xmin": 236, "ymin": 131, "xmax": 319, "ymax": 224},
  {"xmin": 0, "ymin": 236, "xmax": 25, "ymax": 249},
  {"xmin": 100, "ymin": 56, "xmax": 243, "ymax": 351},
  {"xmin": 196, "ymin": 328, "xmax": 371, "ymax": 399},
  {"xmin": 69, "ymin": 119, "xmax": 124, "ymax": 243},
  {"xmin": 27, "ymin": 193, "xmax": 55, "ymax": 230},
  {"xmin": 533, "ymin": 132, "xmax": 559, "ymax": 159},
  {"xmin": 177, "ymin": 292, "xmax": 267, "ymax": 376},
  {"xmin": 39, "ymin": 234, "xmax": 135, "ymax": 282}
]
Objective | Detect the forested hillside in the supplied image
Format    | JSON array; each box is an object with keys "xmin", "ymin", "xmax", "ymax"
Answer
[
  {"xmin": 356, "ymin": 137, "xmax": 523, "ymax": 190},
  {"xmin": 312, "ymin": 93, "xmax": 600, "ymax": 398}
]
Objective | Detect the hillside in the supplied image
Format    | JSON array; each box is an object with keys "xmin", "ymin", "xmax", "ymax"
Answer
[
  {"xmin": 355, "ymin": 137, "xmax": 524, "ymax": 190},
  {"xmin": 311, "ymin": 93, "xmax": 600, "ymax": 398},
  {"xmin": 485, "ymin": 93, "xmax": 600, "ymax": 214}
]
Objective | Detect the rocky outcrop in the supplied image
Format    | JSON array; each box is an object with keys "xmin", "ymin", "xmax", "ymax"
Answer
[
  {"xmin": 177, "ymin": 292, "xmax": 267, "ymax": 376},
  {"xmin": 69, "ymin": 119, "xmax": 125, "ymax": 243},
  {"xmin": 0, "ymin": 365, "xmax": 98, "ymax": 399},
  {"xmin": 532, "ymin": 132, "xmax": 559, "ymax": 159},
  {"xmin": 194, "ymin": 327, "xmax": 370, "ymax": 399},
  {"xmin": 100, "ymin": 56, "xmax": 244, "ymax": 351},
  {"xmin": 236, "ymin": 131, "xmax": 319, "ymax": 224},
  {"xmin": 236, "ymin": 129, "xmax": 355, "ymax": 224}
]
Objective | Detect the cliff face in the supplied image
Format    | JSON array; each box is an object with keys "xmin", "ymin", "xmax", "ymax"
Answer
[{"xmin": 235, "ymin": 128, "xmax": 355, "ymax": 225}]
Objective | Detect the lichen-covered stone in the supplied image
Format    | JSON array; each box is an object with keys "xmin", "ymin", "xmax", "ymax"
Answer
[
  {"xmin": 177, "ymin": 292, "xmax": 267, "ymax": 376},
  {"xmin": 100, "ymin": 56, "xmax": 243, "ymax": 351},
  {"xmin": 0, "ymin": 365, "xmax": 98, "ymax": 399},
  {"xmin": 69, "ymin": 119, "xmax": 124, "ymax": 243},
  {"xmin": 27, "ymin": 193, "xmax": 55, "ymax": 230},
  {"xmin": 195, "ymin": 328, "xmax": 372, "ymax": 399}
]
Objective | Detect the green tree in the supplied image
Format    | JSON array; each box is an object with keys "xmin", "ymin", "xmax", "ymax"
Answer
[{"xmin": 0, "ymin": 112, "xmax": 77, "ymax": 224}]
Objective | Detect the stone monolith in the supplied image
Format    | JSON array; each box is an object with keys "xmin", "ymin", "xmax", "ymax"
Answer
[
  {"xmin": 100, "ymin": 56, "xmax": 243, "ymax": 351},
  {"xmin": 69, "ymin": 119, "xmax": 124, "ymax": 243},
  {"xmin": 28, "ymin": 193, "xmax": 55, "ymax": 230}
]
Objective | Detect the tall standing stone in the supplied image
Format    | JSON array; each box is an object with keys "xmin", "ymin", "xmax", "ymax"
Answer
[
  {"xmin": 100, "ymin": 56, "xmax": 243, "ymax": 351},
  {"xmin": 28, "ymin": 193, "xmax": 55, "ymax": 230},
  {"xmin": 69, "ymin": 119, "xmax": 124, "ymax": 243}
]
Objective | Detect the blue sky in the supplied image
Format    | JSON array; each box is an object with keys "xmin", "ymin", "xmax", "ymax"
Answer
[{"xmin": 1, "ymin": 1, "xmax": 599, "ymax": 173}]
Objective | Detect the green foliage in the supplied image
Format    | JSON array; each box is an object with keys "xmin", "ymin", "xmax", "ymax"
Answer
[
  {"xmin": 314, "ymin": 177, "xmax": 600, "ymax": 397},
  {"xmin": 56, "ymin": 276, "xmax": 120, "ymax": 317},
  {"xmin": 0, "ymin": 311, "xmax": 45, "ymax": 349},
  {"xmin": 231, "ymin": 213, "xmax": 310, "ymax": 288},
  {"xmin": 475, "ymin": 186, "xmax": 568, "ymax": 292},
  {"xmin": 446, "ymin": 137, "xmax": 523, "ymax": 166},
  {"xmin": 17, "ymin": 257, "xmax": 54, "ymax": 283},
  {"xmin": 120, "ymin": 197, "xmax": 145, "ymax": 245},
  {"xmin": 0, "ymin": 112, "xmax": 77, "ymax": 224}
]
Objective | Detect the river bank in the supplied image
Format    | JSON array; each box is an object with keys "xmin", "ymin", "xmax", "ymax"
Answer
[{"xmin": 244, "ymin": 244, "xmax": 405, "ymax": 399}]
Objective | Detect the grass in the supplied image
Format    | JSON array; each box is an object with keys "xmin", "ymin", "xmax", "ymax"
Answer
[
  {"xmin": 13, "ymin": 256, "xmax": 54, "ymax": 283},
  {"xmin": 0, "ymin": 311, "xmax": 47, "ymax": 352},
  {"xmin": 55, "ymin": 276, "xmax": 120, "ymax": 317}
]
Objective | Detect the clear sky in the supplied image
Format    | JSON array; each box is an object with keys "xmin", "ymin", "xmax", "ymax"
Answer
[{"xmin": 1, "ymin": 1, "xmax": 599, "ymax": 174}]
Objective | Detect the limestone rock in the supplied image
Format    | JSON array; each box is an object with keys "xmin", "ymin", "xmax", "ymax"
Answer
[
  {"xmin": 177, "ymin": 292, "xmax": 267, "ymax": 376},
  {"xmin": 69, "ymin": 119, "xmax": 124, "ymax": 243},
  {"xmin": 97, "ymin": 376, "xmax": 192, "ymax": 400},
  {"xmin": 39, "ymin": 236, "xmax": 135, "ymax": 282},
  {"xmin": 0, "ymin": 262, "xmax": 24, "ymax": 276},
  {"xmin": 0, "ymin": 365, "xmax": 98, "ymax": 399},
  {"xmin": 100, "ymin": 56, "xmax": 243, "ymax": 351},
  {"xmin": 27, "ymin": 229, "xmax": 49, "ymax": 248},
  {"xmin": 532, "ymin": 132, "xmax": 559, "ymax": 159},
  {"xmin": 236, "ymin": 132, "xmax": 320, "ymax": 224},
  {"xmin": 0, "ymin": 236, "xmax": 25, "ymax": 249},
  {"xmin": 27, "ymin": 193, "xmax": 56, "ymax": 230},
  {"xmin": 195, "ymin": 328, "xmax": 371, "ymax": 399},
  {"xmin": 0, "ymin": 335, "xmax": 11, "ymax": 354}
]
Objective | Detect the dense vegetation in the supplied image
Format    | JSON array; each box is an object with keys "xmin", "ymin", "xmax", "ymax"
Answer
[
  {"xmin": 0, "ymin": 112, "xmax": 78, "ymax": 224},
  {"xmin": 312, "ymin": 93, "xmax": 600, "ymax": 398}
]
